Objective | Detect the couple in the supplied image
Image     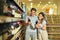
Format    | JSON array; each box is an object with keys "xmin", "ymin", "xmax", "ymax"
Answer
[{"xmin": 25, "ymin": 8, "xmax": 48, "ymax": 40}]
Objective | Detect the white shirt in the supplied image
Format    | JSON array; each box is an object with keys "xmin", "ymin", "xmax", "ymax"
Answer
[
  {"xmin": 38, "ymin": 20, "xmax": 46, "ymax": 32},
  {"xmin": 26, "ymin": 15, "xmax": 38, "ymax": 32}
]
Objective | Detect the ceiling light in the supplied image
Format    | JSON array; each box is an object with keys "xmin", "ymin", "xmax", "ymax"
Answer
[
  {"xmin": 28, "ymin": 0, "xmax": 32, "ymax": 1},
  {"xmin": 54, "ymin": 4, "xmax": 56, "ymax": 6},
  {"xmin": 46, "ymin": 4, "xmax": 48, "ymax": 6},
  {"xmin": 49, "ymin": 8, "xmax": 53, "ymax": 15},
  {"xmin": 48, "ymin": 2, "xmax": 51, "ymax": 4},
  {"xmin": 40, "ymin": 2, "xmax": 41, "ymax": 3},
  {"xmin": 31, "ymin": 2, "xmax": 33, "ymax": 5},
  {"xmin": 23, "ymin": 2, "xmax": 25, "ymax": 4},
  {"xmin": 37, "ymin": 4, "xmax": 40, "ymax": 7},
  {"xmin": 30, "ymin": 5, "xmax": 32, "ymax": 8}
]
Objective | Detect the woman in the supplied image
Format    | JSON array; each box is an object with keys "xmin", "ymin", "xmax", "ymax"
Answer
[{"xmin": 35, "ymin": 12, "xmax": 48, "ymax": 40}]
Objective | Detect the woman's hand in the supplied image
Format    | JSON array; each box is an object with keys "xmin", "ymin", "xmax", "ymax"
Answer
[{"xmin": 42, "ymin": 25, "xmax": 46, "ymax": 30}]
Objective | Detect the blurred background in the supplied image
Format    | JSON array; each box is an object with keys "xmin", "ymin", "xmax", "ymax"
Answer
[{"xmin": 0, "ymin": 0, "xmax": 60, "ymax": 40}]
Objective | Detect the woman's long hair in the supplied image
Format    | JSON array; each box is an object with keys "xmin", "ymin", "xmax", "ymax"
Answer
[{"xmin": 38, "ymin": 12, "xmax": 46, "ymax": 23}]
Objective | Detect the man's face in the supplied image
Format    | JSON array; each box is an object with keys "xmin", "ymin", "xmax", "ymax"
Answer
[{"xmin": 31, "ymin": 10, "xmax": 36, "ymax": 15}]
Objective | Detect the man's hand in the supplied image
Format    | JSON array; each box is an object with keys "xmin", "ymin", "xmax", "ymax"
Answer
[
  {"xmin": 28, "ymin": 22, "xmax": 31, "ymax": 25},
  {"xmin": 35, "ymin": 24, "xmax": 39, "ymax": 28},
  {"xmin": 35, "ymin": 23, "xmax": 40, "ymax": 28},
  {"xmin": 35, "ymin": 20, "xmax": 41, "ymax": 28}
]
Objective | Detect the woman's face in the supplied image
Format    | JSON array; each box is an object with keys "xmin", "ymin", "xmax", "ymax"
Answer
[{"xmin": 38, "ymin": 14, "xmax": 44, "ymax": 20}]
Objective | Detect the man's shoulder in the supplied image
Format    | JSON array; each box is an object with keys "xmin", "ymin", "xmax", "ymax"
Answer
[
  {"xmin": 35, "ymin": 15, "xmax": 37, "ymax": 17},
  {"xmin": 34, "ymin": 16, "xmax": 38, "ymax": 20},
  {"xmin": 26, "ymin": 16, "xmax": 30, "ymax": 18}
]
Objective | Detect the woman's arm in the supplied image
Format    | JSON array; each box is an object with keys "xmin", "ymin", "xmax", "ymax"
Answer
[
  {"xmin": 42, "ymin": 25, "xmax": 46, "ymax": 30},
  {"xmin": 42, "ymin": 20, "xmax": 47, "ymax": 30}
]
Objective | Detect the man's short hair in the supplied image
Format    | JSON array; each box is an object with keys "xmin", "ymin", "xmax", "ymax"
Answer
[{"xmin": 31, "ymin": 8, "xmax": 37, "ymax": 12}]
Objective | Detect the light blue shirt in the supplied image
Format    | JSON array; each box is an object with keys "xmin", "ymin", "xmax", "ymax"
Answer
[{"xmin": 26, "ymin": 15, "xmax": 38, "ymax": 32}]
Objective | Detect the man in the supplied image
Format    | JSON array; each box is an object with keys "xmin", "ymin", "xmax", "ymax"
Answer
[{"xmin": 25, "ymin": 8, "xmax": 38, "ymax": 40}]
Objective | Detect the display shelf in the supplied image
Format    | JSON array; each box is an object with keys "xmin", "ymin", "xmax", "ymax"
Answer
[
  {"xmin": 47, "ymin": 24, "xmax": 60, "ymax": 27},
  {"xmin": 11, "ymin": 26, "xmax": 21, "ymax": 40},
  {"xmin": 4, "ymin": 25, "xmax": 22, "ymax": 40},
  {"xmin": 48, "ymin": 31, "xmax": 60, "ymax": 35},
  {"xmin": 0, "ymin": 16, "xmax": 25, "ymax": 23},
  {"xmin": 6, "ymin": 0, "xmax": 24, "ymax": 13}
]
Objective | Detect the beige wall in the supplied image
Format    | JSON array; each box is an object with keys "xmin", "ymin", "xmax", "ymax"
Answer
[{"xmin": 57, "ymin": 0, "xmax": 60, "ymax": 15}]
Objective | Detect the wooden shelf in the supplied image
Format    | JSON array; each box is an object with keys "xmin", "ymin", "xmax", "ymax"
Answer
[
  {"xmin": 49, "ymin": 35, "xmax": 60, "ymax": 39},
  {"xmin": 48, "ymin": 31, "xmax": 60, "ymax": 35},
  {"xmin": 6, "ymin": 0, "xmax": 24, "ymax": 13},
  {"xmin": 0, "ymin": 16, "xmax": 24, "ymax": 23},
  {"xmin": 47, "ymin": 24, "xmax": 60, "ymax": 27},
  {"xmin": 11, "ymin": 26, "xmax": 22, "ymax": 40}
]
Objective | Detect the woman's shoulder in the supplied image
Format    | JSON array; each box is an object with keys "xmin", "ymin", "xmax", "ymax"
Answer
[
  {"xmin": 43, "ymin": 20, "xmax": 46, "ymax": 22},
  {"xmin": 42, "ymin": 20, "xmax": 46, "ymax": 25}
]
